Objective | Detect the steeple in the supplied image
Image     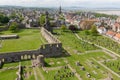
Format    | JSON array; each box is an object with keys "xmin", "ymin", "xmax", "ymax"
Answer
[{"xmin": 59, "ymin": 6, "xmax": 62, "ymax": 14}]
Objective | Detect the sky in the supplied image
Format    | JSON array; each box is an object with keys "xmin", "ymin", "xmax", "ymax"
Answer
[{"xmin": 0, "ymin": 0, "xmax": 120, "ymax": 8}]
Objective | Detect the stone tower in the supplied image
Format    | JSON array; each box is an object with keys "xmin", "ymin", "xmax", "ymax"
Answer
[
  {"xmin": 44, "ymin": 11, "xmax": 53, "ymax": 32},
  {"xmin": 37, "ymin": 55, "xmax": 44, "ymax": 67}
]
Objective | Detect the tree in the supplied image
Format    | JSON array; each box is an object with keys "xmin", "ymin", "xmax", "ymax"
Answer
[
  {"xmin": 69, "ymin": 25, "xmax": 77, "ymax": 32},
  {"xmin": 0, "ymin": 14, "xmax": 9, "ymax": 24},
  {"xmin": 9, "ymin": 22, "xmax": 19, "ymax": 33},
  {"xmin": 90, "ymin": 25, "xmax": 98, "ymax": 36},
  {"xmin": 9, "ymin": 12, "xmax": 16, "ymax": 19},
  {"xmin": 60, "ymin": 25, "xmax": 67, "ymax": 31},
  {"xmin": 39, "ymin": 14, "xmax": 46, "ymax": 26},
  {"xmin": 1, "ymin": 16, "xmax": 9, "ymax": 23}
]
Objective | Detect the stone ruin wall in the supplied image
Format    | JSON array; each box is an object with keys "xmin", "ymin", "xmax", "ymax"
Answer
[
  {"xmin": 41, "ymin": 27, "xmax": 61, "ymax": 43},
  {"xmin": 40, "ymin": 27, "xmax": 62, "ymax": 57},
  {"xmin": 0, "ymin": 27, "xmax": 62, "ymax": 64}
]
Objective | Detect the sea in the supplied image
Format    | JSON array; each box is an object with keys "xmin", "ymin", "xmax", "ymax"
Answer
[{"xmin": 94, "ymin": 10, "xmax": 120, "ymax": 16}]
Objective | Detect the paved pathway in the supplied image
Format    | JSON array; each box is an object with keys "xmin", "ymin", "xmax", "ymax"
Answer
[
  {"xmin": 36, "ymin": 67, "xmax": 45, "ymax": 80},
  {"xmin": 85, "ymin": 49, "xmax": 102, "ymax": 53},
  {"xmin": 43, "ymin": 66, "xmax": 63, "ymax": 71},
  {"xmin": 92, "ymin": 58, "xmax": 120, "ymax": 78},
  {"xmin": 31, "ymin": 60, "xmax": 38, "ymax": 80}
]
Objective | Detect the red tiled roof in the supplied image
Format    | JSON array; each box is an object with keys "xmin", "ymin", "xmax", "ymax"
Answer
[
  {"xmin": 114, "ymin": 23, "xmax": 120, "ymax": 27},
  {"xmin": 106, "ymin": 30, "xmax": 117, "ymax": 36},
  {"xmin": 115, "ymin": 33, "xmax": 120, "ymax": 39}
]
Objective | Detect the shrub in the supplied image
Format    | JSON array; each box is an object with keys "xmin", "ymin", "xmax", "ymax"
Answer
[
  {"xmin": 69, "ymin": 25, "xmax": 77, "ymax": 32},
  {"xmin": 90, "ymin": 25, "xmax": 98, "ymax": 36},
  {"xmin": 60, "ymin": 25, "xmax": 67, "ymax": 31},
  {"xmin": 9, "ymin": 22, "xmax": 19, "ymax": 33}
]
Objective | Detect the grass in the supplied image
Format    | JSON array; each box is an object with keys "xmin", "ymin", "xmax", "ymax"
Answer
[
  {"xmin": 77, "ymin": 30, "xmax": 120, "ymax": 55},
  {"xmin": 40, "ymin": 67, "xmax": 78, "ymax": 80},
  {"xmin": 3, "ymin": 62, "xmax": 19, "ymax": 67},
  {"xmin": 3, "ymin": 60, "xmax": 32, "ymax": 68},
  {"xmin": 104, "ymin": 59, "xmax": 120, "ymax": 74},
  {"xmin": 21, "ymin": 60, "xmax": 32, "ymax": 66},
  {"xmin": 0, "ymin": 69, "xmax": 17, "ymax": 80},
  {"xmin": 53, "ymin": 29, "xmax": 120, "ymax": 80},
  {"xmin": 66, "ymin": 52, "xmax": 113, "ymax": 80},
  {"xmin": 0, "ymin": 26, "xmax": 5, "ymax": 28},
  {"xmin": 0, "ymin": 29, "xmax": 46, "ymax": 53},
  {"xmin": 1, "ymin": 29, "xmax": 120, "ymax": 80},
  {"xmin": 54, "ymin": 29, "xmax": 99, "ymax": 54},
  {"xmin": 44, "ymin": 57, "xmax": 67, "ymax": 67}
]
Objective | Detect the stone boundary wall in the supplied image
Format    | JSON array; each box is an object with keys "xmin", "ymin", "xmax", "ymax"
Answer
[
  {"xmin": 0, "ymin": 34, "xmax": 19, "ymax": 39},
  {"xmin": 0, "ymin": 27, "xmax": 62, "ymax": 64},
  {"xmin": 41, "ymin": 27, "xmax": 61, "ymax": 43},
  {"xmin": 0, "ymin": 50, "xmax": 39, "ymax": 63}
]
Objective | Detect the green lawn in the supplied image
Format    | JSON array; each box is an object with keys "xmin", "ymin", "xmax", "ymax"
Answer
[
  {"xmin": 78, "ymin": 30, "xmax": 120, "ymax": 55},
  {"xmin": 3, "ymin": 62, "xmax": 19, "ymax": 67},
  {"xmin": 44, "ymin": 57, "xmax": 67, "ymax": 67},
  {"xmin": 54, "ymin": 29, "xmax": 99, "ymax": 54},
  {"xmin": 40, "ymin": 66, "xmax": 78, "ymax": 80},
  {"xmin": 65, "ymin": 51, "xmax": 114, "ymax": 80},
  {"xmin": 0, "ymin": 69, "xmax": 17, "ymax": 80},
  {"xmin": 0, "ymin": 29, "xmax": 46, "ymax": 53},
  {"xmin": 3, "ymin": 60, "xmax": 32, "ymax": 68},
  {"xmin": 53, "ymin": 29, "xmax": 119, "ymax": 80},
  {"xmin": 104, "ymin": 59, "xmax": 120, "ymax": 74},
  {"xmin": 0, "ymin": 26, "xmax": 5, "ymax": 28}
]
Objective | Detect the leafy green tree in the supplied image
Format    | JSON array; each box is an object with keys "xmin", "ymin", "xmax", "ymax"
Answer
[
  {"xmin": 60, "ymin": 25, "xmax": 67, "ymax": 31},
  {"xmin": 39, "ymin": 14, "xmax": 46, "ymax": 26},
  {"xmin": 0, "ymin": 14, "xmax": 9, "ymax": 24},
  {"xmin": 10, "ymin": 13, "xmax": 16, "ymax": 19},
  {"xmin": 1, "ymin": 16, "xmax": 9, "ymax": 23},
  {"xmin": 9, "ymin": 22, "xmax": 19, "ymax": 33},
  {"xmin": 90, "ymin": 25, "xmax": 98, "ymax": 36},
  {"xmin": 69, "ymin": 25, "xmax": 77, "ymax": 32}
]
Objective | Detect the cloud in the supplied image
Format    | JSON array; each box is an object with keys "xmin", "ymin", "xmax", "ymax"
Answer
[{"xmin": 0, "ymin": 0, "xmax": 120, "ymax": 8}]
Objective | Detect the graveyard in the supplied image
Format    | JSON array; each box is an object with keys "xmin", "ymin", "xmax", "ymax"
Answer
[
  {"xmin": 1, "ymin": 28, "xmax": 120, "ymax": 80},
  {"xmin": 77, "ymin": 30, "xmax": 120, "ymax": 55},
  {"xmin": 53, "ymin": 29, "xmax": 120, "ymax": 80},
  {"xmin": 104, "ymin": 59, "xmax": 120, "ymax": 74}
]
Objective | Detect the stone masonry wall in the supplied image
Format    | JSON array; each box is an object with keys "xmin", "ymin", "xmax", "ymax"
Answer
[{"xmin": 0, "ymin": 27, "xmax": 62, "ymax": 64}]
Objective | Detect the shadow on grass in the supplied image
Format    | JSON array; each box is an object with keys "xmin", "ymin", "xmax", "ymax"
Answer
[
  {"xmin": 50, "ymin": 48, "xmax": 71, "ymax": 58},
  {"xmin": 11, "ymin": 29, "xmax": 25, "ymax": 33},
  {"xmin": 52, "ymin": 32, "xmax": 60, "ymax": 36},
  {"xmin": 0, "ymin": 63, "xmax": 4, "ymax": 69},
  {"xmin": 44, "ymin": 61, "xmax": 51, "ymax": 67},
  {"xmin": 0, "ymin": 32, "xmax": 4, "ymax": 35}
]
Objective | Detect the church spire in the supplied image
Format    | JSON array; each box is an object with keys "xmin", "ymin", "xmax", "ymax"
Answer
[{"xmin": 59, "ymin": 6, "xmax": 62, "ymax": 14}]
